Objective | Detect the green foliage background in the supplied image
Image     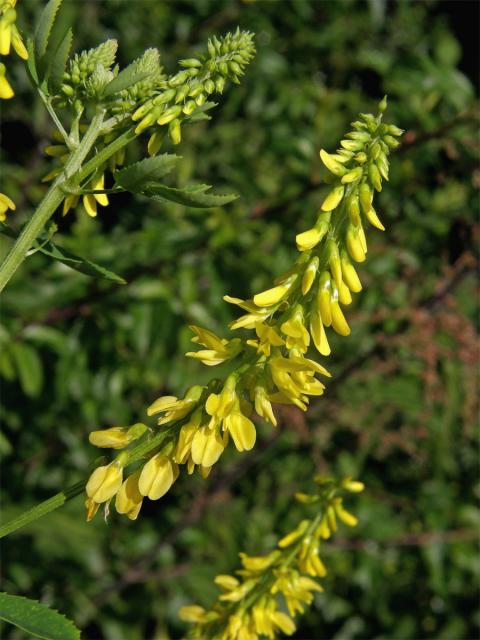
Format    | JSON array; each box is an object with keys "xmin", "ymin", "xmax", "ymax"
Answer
[{"xmin": 1, "ymin": 1, "xmax": 478, "ymax": 638}]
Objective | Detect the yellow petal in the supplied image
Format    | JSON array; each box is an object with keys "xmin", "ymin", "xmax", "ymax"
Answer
[
  {"xmin": 330, "ymin": 300, "xmax": 350, "ymax": 336},
  {"xmin": 296, "ymin": 227, "xmax": 321, "ymax": 251},
  {"xmin": 253, "ymin": 284, "xmax": 289, "ymax": 308},
  {"xmin": 226, "ymin": 413, "xmax": 256, "ymax": 452},
  {"xmin": 83, "ymin": 194, "xmax": 97, "ymax": 217}
]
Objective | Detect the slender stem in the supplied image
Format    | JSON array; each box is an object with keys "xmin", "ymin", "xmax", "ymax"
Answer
[
  {"xmin": 0, "ymin": 481, "xmax": 85, "ymax": 539},
  {"xmin": 0, "ymin": 111, "xmax": 105, "ymax": 293},
  {"xmin": 74, "ymin": 127, "xmax": 137, "ymax": 185},
  {"xmin": 39, "ymin": 90, "xmax": 73, "ymax": 150}
]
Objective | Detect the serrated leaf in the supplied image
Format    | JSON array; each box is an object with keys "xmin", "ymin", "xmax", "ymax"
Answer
[
  {"xmin": 147, "ymin": 183, "xmax": 238, "ymax": 208},
  {"xmin": 0, "ymin": 592, "xmax": 80, "ymax": 640},
  {"xmin": 102, "ymin": 65, "xmax": 152, "ymax": 98},
  {"xmin": 48, "ymin": 27, "xmax": 73, "ymax": 93},
  {"xmin": 10, "ymin": 343, "xmax": 43, "ymax": 398},
  {"xmin": 114, "ymin": 154, "xmax": 181, "ymax": 192},
  {"xmin": 37, "ymin": 240, "xmax": 127, "ymax": 284},
  {"xmin": 34, "ymin": 0, "xmax": 63, "ymax": 62}
]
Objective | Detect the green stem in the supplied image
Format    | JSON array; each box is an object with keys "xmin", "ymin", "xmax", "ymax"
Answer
[
  {"xmin": 0, "ymin": 481, "xmax": 85, "ymax": 539},
  {"xmin": 74, "ymin": 128, "xmax": 137, "ymax": 185},
  {"xmin": 0, "ymin": 111, "xmax": 106, "ymax": 293}
]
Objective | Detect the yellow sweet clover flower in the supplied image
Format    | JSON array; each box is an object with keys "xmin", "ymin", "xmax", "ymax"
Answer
[
  {"xmin": 0, "ymin": 61, "xmax": 13, "ymax": 98},
  {"xmin": 0, "ymin": 191, "xmax": 15, "ymax": 221},
  {"xmin": 84, "ymin": 101, "xmax": 402, "ymax": 521},
  {"xmin": 0, "ymin": 0, "xmax": 27, "ymax": 99},
  {"xmin": 180, "ymin": 476, "xmax": 363, "ymax": 639}
]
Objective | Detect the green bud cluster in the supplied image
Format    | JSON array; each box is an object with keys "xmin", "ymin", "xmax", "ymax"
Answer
[
  {"xmin": 108, "ymin": 47, "xmax": 165, "ymax": 113},
  {"xmin": 61, "ymin": 39, "xmax": 118, "ymax": 97},
  {"xmin": 131, "ymin": 29, "xmax": 255, "ymax": 145}
]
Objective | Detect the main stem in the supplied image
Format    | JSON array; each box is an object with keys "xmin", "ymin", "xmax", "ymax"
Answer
[{"xmin": 0, "ymin": 111, "xmax": 105, "ymax": 293}]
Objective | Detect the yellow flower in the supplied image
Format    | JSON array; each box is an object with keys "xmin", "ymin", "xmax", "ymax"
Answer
[
  {"xmin": 148, "ymin": 384, "xmax": 203, "ymax": 425},
  {"xmin": 253, "ymin": 283, "xmax": 290, "ymax": 308},
  {"xmin": 85, "ymin": 497, "xmax": 99, "ymax": 522},
  {"xmin": 86, "ymin": 460, "xmax": 124, "ymax": 504},
  {"xmin": 301, "ymin": 256, "xmax": 319, "ymax": 295},
  {"xmin": 271, "ymin": 611, "xmax": 296, "ymax": 636},
  {"xmin": 0, "ymin": 1, "xmax": 27, "ymax": 60},
  {"xmin": 280, "ymin": 306, "xmax": 310, "ymax": 353},
  {"xmin": 333, "ymin": 497, "xmax": 358, "ymax": 526},
  {"xmin": 239, "ymin": 551, "xmax": 280, "ymax": 573},
  {"xmin": 253, "ymin": 322, "xmax": 284, "ymax": 357},
  {"xmin": 0, "ymin": 62, "xmax": 13, "ymax": 99},
  {"xmin": 309, "ymin": 308, "xmax": 331, "ymax": 356},
  {"xmin": 224, "ymin": 401, "xmax": 256, "ymax": 452},
  {"xmin": 138, "ymin": 454, "xmax": 178, "ymax": 500},
  {"xmin": 178, "ymin": 605, "xmax": 208, "ymax": 624},
  {"xmin": 89, "ymin": 426, "xmax": 131, "ymax": 449},
  {"xmin": 174, "ymin": 409, "xmax": 202, "ymax": 464},
  {"xmin": 186, "ymin": 325, "xmax": 242, "ymax": 365},
  {"xmin": 321, "ymin": 184, "xmax": 345, "ymax": 211},
  {"xmin": 295, "ymin": 227, "xmax": 322, "ymax": 251},
  {"xmin": 341, "ymin": 477, "xmax": 365, "ymax": 493},
  {"xmin": 115, "ymin": 470, "xmax": 143, "ymax": 520},
  {"xmin": 191, "ymin": 425, "xmax": 225, "ymax": 467},
  {"xmin": 278, "ymin": 519, "xmax": 309, "ymax": 548},
  {"xmin": 215, "ymin": 574, "xmax": 240, "ymax": 590},
  {"xmin": 205, "ymin": 375, "xmax": 237, "ymax": 429},
  {"xmin": 0, "ymin": 191, "xmax": 15, "ymax": 221},
  {"xmin": 253, "ymin": 385, "xmax": 277, "ymax": 426}
]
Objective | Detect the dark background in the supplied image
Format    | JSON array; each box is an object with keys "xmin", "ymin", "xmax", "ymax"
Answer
[{"xmin": 1, "ymin": 1, "xmax": 479, "ymax": 638}]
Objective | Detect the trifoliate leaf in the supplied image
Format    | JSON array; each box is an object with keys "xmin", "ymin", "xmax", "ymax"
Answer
[{"xmin": 0, "ymin": 592, "xmax": 80, "ymax": 640}]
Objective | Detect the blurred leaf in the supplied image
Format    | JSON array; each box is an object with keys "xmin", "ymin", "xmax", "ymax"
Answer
[
  {"xmin": 0, "ymin": 592, "xmax": 80, "ymax": 640},
  {"xmin": 10, "ymin": 343, "xmax": 43, "ymax": 398}
]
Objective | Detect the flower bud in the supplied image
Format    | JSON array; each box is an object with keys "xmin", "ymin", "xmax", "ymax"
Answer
[{"xmin": 321, "ymin": 185, "xmax": 345, "ymax": 212}]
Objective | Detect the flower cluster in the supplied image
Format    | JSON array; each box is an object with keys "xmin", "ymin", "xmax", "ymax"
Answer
[
  {"xmin": 0, "ymin": 0, "xmax": 28, "ymax": 99},
  {"xmin": 42, "ymin": 30, "xmax": 255, "ymax": 218},
  {"xmin": 85, "ymin": 101, "xmax": 402, "ymax": 521},
  {"xmin": 179, "ymin": 476, "xmax": 364, "ymax": 639}
]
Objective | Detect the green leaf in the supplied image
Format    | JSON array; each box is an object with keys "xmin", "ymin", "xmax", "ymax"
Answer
[
  {"xmin": 48, "ymin": 27, "xmax": 73, "ymax": 93},
  {"xmin": 114, "ymin": 154, "xmax": 181, "ymax": 192},
  {"xmin": 0, "ymin": 592, "xmax": 80, "ymax": 640},
  {"xmin": 10, "ymin": 343, "xmax": 43, "ymax": 398},
  {"xmin": 0, "ymin": 224, "xmax": 125, "ymax": 284},
  {"xmin": 34, "ymin": 0, "xmax": 63, "ymax": 62},
  {"xmin": 147, "ymin": 183, "xmax": 238, "ymax": 208},
  {"xmin": 34, "ymin": 0, "xmax": 74, "ymax": 87},
  {"xmin": 37, "ymin": 240, "xmax": 127, "ymax": 284},
  {"xmin": 102, "ymin": 65, "xmax": 152, "ymax": 98}
]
